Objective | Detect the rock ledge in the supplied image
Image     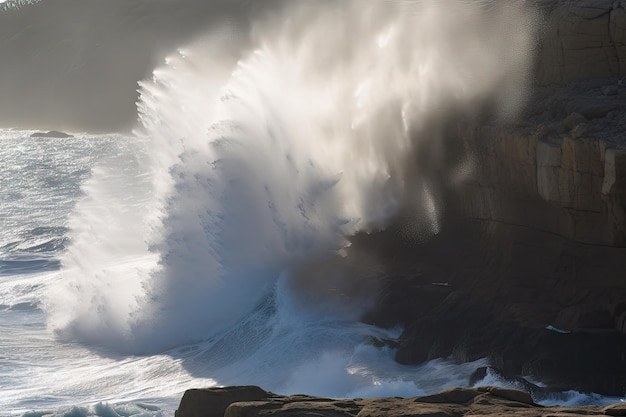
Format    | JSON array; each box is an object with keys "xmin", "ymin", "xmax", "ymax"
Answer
[{"xmin": 175, "ymin": 386, "xmax": 621, "ymax": 417}]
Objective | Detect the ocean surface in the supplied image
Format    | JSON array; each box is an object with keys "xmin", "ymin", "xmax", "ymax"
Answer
[
  {"xmin": 1, "ymin": 1, "xmax": 623, "ymax": 416},
  {"xmin": 0, "ymin": 129, "xmax": 494, "ymax": 415}
]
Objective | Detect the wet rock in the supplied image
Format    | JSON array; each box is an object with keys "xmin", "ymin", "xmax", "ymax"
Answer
[
  {"xmin": 605, "ymin": 403, "xmax": 626, "ymax": 416},
  {"xmin": 417, "ymin": 388, "xmax": 481, "ymax": 405},
  {"xmin": 176, "ymin": 386, "xmax": 273, "ymax": 417},
  {"xmin": 482, "ymin": 387, "xmax": 534, "ymax": 406},
  {"xmin": 225, "ymin": 398, "xmax": 361, "ymax": 417}
]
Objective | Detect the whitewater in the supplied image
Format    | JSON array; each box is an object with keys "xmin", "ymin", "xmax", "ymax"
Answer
[{"xmin": 1, "ymin": 1, "xmax": 622, "ymax": 415}]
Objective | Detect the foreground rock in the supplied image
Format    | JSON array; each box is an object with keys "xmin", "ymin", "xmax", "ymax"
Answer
[{"xmin": 175, "ymin": 386, "xmax": 624, "ymax": 417}]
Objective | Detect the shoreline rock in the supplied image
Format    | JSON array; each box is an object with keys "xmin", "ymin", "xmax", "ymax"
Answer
[{"xmin": 174, "ymin": 385, "xmax": 625, "ymax": 417}]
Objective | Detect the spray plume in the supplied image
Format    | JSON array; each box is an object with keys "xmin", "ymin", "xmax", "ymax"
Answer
[{"xmin": 47, "ymin": 0, "xmax": 536, "ymax": 353}]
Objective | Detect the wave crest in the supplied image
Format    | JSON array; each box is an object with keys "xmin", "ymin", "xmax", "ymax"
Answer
[{"xmin": 47, "ymin": 0, "xmax": 537, "ymax": 354}]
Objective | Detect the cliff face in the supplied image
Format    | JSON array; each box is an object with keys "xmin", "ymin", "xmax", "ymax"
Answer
[
  {"xmin": 509, "ymin": 0, "xmax": 626, "ymax": 244},
  {"xmin": 362, "ymin": 0, "xmax": 626, "ymax": 396},
  {"xmin": 536, "ymin": 0, "xmax": 626, "ymax": 86},
  {"xmin": 457, "ymin": 121, "xmax": 625, "ymax": 246},
  {"xmin": 460, "ymin": 0, "xmax": 626, "ymax": 246}
]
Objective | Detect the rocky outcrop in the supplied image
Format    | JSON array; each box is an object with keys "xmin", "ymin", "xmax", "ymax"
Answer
[
  {"xmin": 30, "ymin": 130, "xmax": 73, "ymax": 138},
  {"xmin": 358, "ymin": 217, "xmax": 626, "ymax": 394},
  {"xmin": 175, "ymin": 386, "xmax": 625, "ymax": 417},
  {"xmin": 358, "ymin": 84, "xmax": 626, "ymax": 393},
  {"xmin": 176, "ymin": 386, "xmax": 273, "ymax": 417},
  {"xmin": 456, "ymin": 110, "xmax": 626, "ymax": 246},
  {"xmin": 358, "ymin": 0, "xmax": 626, "ymax": 395}
]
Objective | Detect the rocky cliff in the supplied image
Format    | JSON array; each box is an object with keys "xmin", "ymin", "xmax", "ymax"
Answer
[
  {"xmin": 169, "ymin": 0, "xmax": 626, "ymax": 401},
  {"xmin": 359, "ymin": 0, "xmax": 626, "ymax": 397}
]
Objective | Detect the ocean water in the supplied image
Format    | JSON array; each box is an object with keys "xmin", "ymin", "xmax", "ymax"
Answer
[
  {"xmin": 0, "ymin": 129, "xmax": 494, "ymax": 415},
  {"xmin": 1, "ymin": 1, "xmax": 621, "ymax": 416}
]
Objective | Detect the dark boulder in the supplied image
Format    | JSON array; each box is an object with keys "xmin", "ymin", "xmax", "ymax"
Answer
[{"xmin": 175, "ymin": 386, "xmax": 273, "ymax": 417}]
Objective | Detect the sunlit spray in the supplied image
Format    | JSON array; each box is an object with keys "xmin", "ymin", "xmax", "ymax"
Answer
[{"xmin": 48, "ymin": 0, "xmax": 536, "ymax": 356}]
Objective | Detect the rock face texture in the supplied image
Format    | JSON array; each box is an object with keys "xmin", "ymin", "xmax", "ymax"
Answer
[
  {"xmin": 175, "ymin": 386, "xmax": 626, "ymax": 417},
  {"xmin": 536, "ymin": 0, "xmax": 626, "ymax": 85}
]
